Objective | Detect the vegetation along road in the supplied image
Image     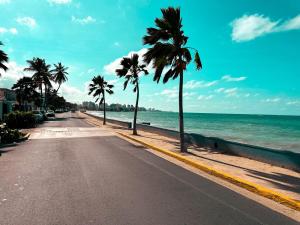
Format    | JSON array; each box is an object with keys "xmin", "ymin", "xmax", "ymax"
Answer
[{"xmin": 0, "ymin": 112, "xmax": 298, "ymax": 225}]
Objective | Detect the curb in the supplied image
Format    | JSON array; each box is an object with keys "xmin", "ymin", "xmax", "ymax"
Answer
[
  {"xmin": 18, "ymin": 132, "xmax": 31, "ymax": 142},
  {"xmin": 117, "ymin": 132, "xmax": 300, "ymax": 211}
]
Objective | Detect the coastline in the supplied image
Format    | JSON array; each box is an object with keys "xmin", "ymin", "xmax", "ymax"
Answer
[
  {"xmin": 80, "ymin": 111, "xmax": 300, "ymax": 211},
  {"xmin": 86, "ymin": 110, "xmax": 300, "ymax": 153}
]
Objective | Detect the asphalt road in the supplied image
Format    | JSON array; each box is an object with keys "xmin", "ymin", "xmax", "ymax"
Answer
[{"xmin": 0, "ymin": 112, "xmax": 298, "ymax": 225}]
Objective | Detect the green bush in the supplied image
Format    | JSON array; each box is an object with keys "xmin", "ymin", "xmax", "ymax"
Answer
[
  {"xmin": 0, "ymin": 124, "xmax": 25, "ymax": 144},
  {"xmin": 4, "ymin": 111, "xmax": 36, "ymax": 129}
]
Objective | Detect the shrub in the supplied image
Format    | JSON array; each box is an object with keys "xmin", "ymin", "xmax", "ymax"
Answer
[
  {"xmin": 0, "ymin": 124, "xmax": 25, "ymax": 144},
  {"xmin": 4, "ymin": 111, "xmax": 36, "ymax": 129}
]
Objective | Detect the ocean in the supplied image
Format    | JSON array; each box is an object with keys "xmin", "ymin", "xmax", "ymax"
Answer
[{"xmin": 87, "ymin": 111, "xmax": 300, "ymax": 153}]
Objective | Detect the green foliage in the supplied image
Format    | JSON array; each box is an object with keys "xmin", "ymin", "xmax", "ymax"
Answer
[
  {"xmin": 0, "ymin": 41, "xmax": 9, "ymax": 76},
  {"xmin": 88, "ymin": 75, "xmax": 114, "ymax": 104},
  {"xmin": 0, "ymin": 124, "xmax": 25, "ymax": 144},
  {"xmin": 4, "ymin": 111, "xmax": 36, "ymax": 129},
  {"xmin": 194, "ymin": 52, "xmax": 202, "ymax": 70}
]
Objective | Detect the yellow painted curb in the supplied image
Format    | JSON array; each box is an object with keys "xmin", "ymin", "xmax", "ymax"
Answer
[{"xmin": 117, "ymin": 132, "xmax": 300, "ymax": 211}]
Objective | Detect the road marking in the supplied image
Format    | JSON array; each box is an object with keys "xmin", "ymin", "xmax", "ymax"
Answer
[{"xmin": 30, "ymin": 127, "xmax": 113, "ymax": 139}]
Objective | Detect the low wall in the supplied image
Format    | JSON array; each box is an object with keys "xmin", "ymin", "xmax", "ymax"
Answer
[
  {"xmin": 85, "ymin": 113, "xmax": 131, "ymax": 128},
  {"xmin": 188, "ymin": 133, "xmax": 300, "ymax": 172},
  {"xmin": 85, "ymin": 112, "xmax": 300, "ymax": 172},
  {"xmin": 136, "ymin": 123, "xmax": 179, "ymax": 139}
]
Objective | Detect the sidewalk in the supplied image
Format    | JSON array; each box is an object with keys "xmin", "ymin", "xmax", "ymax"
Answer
[{"xmin": 80, "ymin": 112, "xmax": 300, "ymax": 203}]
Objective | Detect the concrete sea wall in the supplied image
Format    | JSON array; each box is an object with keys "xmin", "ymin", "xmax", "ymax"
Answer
[{"xmin": 85, "ymin": 112, "xmax": 300, "ymax": 172}]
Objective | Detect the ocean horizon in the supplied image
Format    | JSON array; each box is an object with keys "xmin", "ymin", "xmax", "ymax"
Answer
[{"xmin": 88, "ymin": 110, "xmax": 300, "ymax": 153}]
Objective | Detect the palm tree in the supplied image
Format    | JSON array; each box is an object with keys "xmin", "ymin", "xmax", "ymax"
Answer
[
  {"xmin": 0, "ymin": 41, "xmax": 8, "ymax": 76},
  {"xmin": 116, "ymin": 54, "xmax": 148, "ymax": 135},
  {"xmin": 143, "ymin": 7, "xmax": 202, "ymax": 152},
  {"xmin": 24, "ymin": 57, "xmax": 52, "ymax": 110},
  {"xmin": 88, "ymin": 75, "xmax": 114, "ymax": 125},
  {"xmin": 11, "ymin": 77, "xmax": 38, "ymax": 111},
  {"xmin": 51, "ymin": 62, "xmax": 69, "ymax": 92}
]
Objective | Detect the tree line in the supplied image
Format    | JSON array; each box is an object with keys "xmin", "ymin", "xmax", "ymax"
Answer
[
  {"xmin": 88, "ymin": 7, "xmax": 202, "ymax": 152},
  {"xmin": 0, "ymin": 44, "xmax": 74, "ymax": 111},
  {"xmin": 1, "ymin": 7, "xmax": 202, "ymax": 153}
]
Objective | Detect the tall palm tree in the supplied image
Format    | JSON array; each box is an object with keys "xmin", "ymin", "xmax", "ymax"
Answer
[
  {"xmin": 24, "ymin": 57, "xmax": 52, "ymax": 110},
  {"xmin": 143, "ymin": 7, "xmax": 202, "ymax": 152},
  {"xmin": 51, "ymin": 62, "xmax": 69, "ymax": 92},
  {"xmin": 11, "ymin": 77, "xmax": 38, "ymax": 111},
  {"xmin": 88, "ymin": 75, "xmax": 114, "ymax": 125},
  {"xmin": 116, "ymin": 53, "xmax": 148, "ymax": 135},
  {"xmin": 0, "ymin": 41, "xmax": 8, "ymax": 76}
]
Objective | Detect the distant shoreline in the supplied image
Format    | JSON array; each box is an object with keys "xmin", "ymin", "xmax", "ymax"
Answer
[
  {"xmin": 87, "ymin": 110, "xmax": 300, "ymax": 153},
  {"xmin": 87, "ymin": 109, "xmax": 300, "ymax": 117}
]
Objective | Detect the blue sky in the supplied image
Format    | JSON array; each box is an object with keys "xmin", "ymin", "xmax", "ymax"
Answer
[{"xmin": 0, "ymin": 0, "xmax": 300, "ymax": 115}]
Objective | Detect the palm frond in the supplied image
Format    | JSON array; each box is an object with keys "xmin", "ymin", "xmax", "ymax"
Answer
[{"xmin": 194, "ymin": 51, "xmax": 202, "ymax": 70}]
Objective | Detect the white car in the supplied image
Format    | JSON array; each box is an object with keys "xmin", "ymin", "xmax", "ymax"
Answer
[{"xmin": 46, "ymin": 110, "xmax": 55, "ymax": 117}]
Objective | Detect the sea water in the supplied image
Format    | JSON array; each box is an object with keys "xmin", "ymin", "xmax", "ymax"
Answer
[{"xmin": 87, "ymin": 111, "xmax": 300, "ymax": 153}]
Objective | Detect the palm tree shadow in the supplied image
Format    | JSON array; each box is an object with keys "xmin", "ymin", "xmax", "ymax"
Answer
[
  {"xmin": 109, "ymin": 125, "xmax": 131, "ymax": 131},
  {"xmin": 245, "ymin": 169, "xmax": 300, "ymax": 195},
  {"xmin": 186, "ymin": 150, "xmax": 300, "ymax": 196},
  {"xmin": 0, "ymin": 146, "xmax": 17, "ymax": 155}
]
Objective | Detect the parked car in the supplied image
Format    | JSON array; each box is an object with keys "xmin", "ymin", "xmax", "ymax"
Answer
[
  {"xmin": 46, "ymin": 110, "xmax": 55, "ymax": 118},
  {"xmin": 32, "ymin": 110, "xmax": 43, "ymax": 123},
  {"xmin": 71, "ymin": 109, "xmax": 76, "ymax": 113},
  {"xmin": 55, "ymin": 109, "xmax": 65, "ymax": 113}
]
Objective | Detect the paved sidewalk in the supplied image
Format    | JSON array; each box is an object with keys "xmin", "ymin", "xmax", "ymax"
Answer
[{"xmin": 81, "ymin": 112, "xmax": 300, "ymax": 203}]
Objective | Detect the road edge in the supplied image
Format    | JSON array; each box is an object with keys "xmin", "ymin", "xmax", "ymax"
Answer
[{"xmin": 117, "ymin": 132, "xmax": 300, "ymax": 212}]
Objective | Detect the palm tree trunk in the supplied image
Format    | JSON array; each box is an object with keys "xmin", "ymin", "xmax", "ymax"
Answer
[
  {"xmin": 179, "ymin": 71, "xmax": 187, "ymax": 153},
  {"xmin": 44, "ymin": 85, "xmax": 47, "ymax": 111},
  {"xmin": 103, "ymin": 93, "xmax": 106, "ymax": 125},
  {"xmin": 56, "ymin": 83, "xmax": 61, "ymax": 93},
  {"xmin": 133, "ymin": 82, "xmax": 139, "ymax": 135},
  {"xmin": 40, "ymin": 84, "xmax": 43, "ymax": 110}
]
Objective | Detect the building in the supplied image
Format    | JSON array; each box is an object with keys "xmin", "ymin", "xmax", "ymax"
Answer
[{"xmin": 0, "ymin": 88, "xmax": 16, "ymax": 120}]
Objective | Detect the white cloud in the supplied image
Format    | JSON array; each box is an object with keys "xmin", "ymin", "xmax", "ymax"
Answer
[
  {"xmin": 183, "ymin": 92, "xmax": 196, "ymax": 99},
  {"xmin": 0, "ymin": 27, "xmax": 18, "ymax": 35},
  {"xmin": 222, "ymin": 75, "xmax": 247, "ymax": 82},
  {"xmin": 231, "ymin": 14, "xmax": 300, "ymax": 42},
  {"xmin": 72, "ymin": 16, "xmax": 96, "ymax": 25},
  {"xmin": 231, "ymin": 14, "xmax": 278, "ymax": 42},
  {"xmin": 16, "ymin": 17, "xmax": 37, "ymax": 29},
  {"xmin": 87, "ymin": 68, "xmax": 95, "ymax": 74},
  {"xmin": 58, "ymin": 83, "xmax": 89, "ymax": 103},
  {"xmin": 103, "ymin": 48, "xmax": 148, "ymax": 75},
  {"xmin": 48, "ymin": 0, "xmax": 72, "ymax": 5},
  {"xmin": 263, "ymin": 98, "xmax": 281, "ymax": 103},
  {"xmin": 198, "ymin": 95, "xmax": 214, "ymax": 100},
  {"xmin": 106, "ymin": 79, "xmax": 119, "ymax": 85},
  {"xmin": 215, "ymin": 88, "xmax": 225, "ymax": 93},
  {"xmin": 216, "ymin": 87, "xmax": 238, "ymax": 97},
  {"xmin": 0, "ymin": 61, "xmax": 29, "ymax": 81},
  {"xmin": 287, "ymin": 101, "xmax": 300, "ymax": 105},
  {"xmin": 155, "ymin": 87, "xmax": 178, "ymax": 99},
  {"xmin": 224, "ymin": 88, "xmax": 238, "ymax": 96},
  {"xmin": 277, "ymin": 15, "xmax": 300, "ymax": 31},
  {"xmin": 0, "ymin": 0, "xmax": 10, "ymax": 4},
  {"xmin": 184, "ymin": 80, "xmax": 218, "ymax": 89}
]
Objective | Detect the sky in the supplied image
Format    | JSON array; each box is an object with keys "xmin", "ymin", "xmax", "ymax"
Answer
[{"xmin": 0, "ymin": 0, "xmax": 300, "ymax": 115}]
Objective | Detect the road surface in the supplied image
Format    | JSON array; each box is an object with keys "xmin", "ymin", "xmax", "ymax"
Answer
[{"xmin": 0, "ymin": 112, "xmax": 298, "ymax": 225}]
